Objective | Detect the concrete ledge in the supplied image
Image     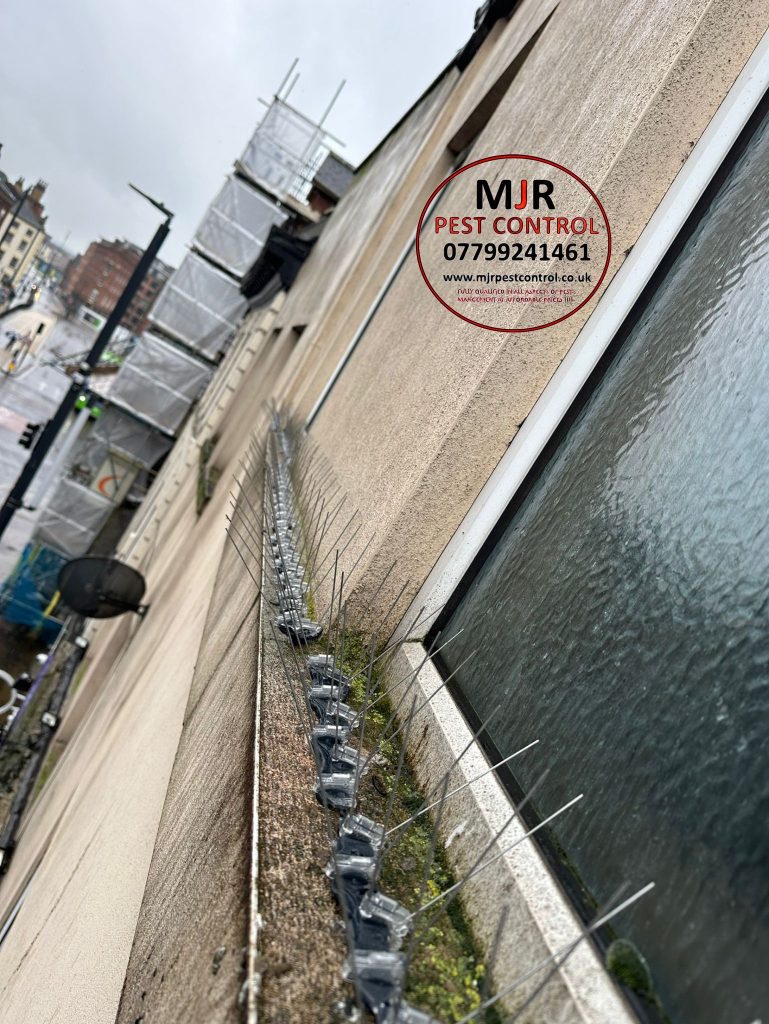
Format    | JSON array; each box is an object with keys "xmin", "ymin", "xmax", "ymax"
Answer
[{"xmin": 387, "ymin": 643, "xmax": 636, "ymax": 1024}]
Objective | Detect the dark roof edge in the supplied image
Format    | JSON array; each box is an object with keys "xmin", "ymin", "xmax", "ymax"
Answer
[
  {"xmin": 17, "ymin": 198, "xmax": 45, "ymax": 231},
  {"xmin": 355, "ymin": 0, "xmax": 520, "ymax": 173}
]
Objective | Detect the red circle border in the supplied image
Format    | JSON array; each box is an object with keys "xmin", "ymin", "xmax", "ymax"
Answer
[{"xmin": 415, "ymin": 154, "xmax": 612, "ymax": 333}]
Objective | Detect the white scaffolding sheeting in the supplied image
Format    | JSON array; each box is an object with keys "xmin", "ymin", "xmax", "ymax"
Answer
[
  {"xmin": 90, "ymin": 406, "xmax": 173, "ymax": 468},
  {"xmin": 108, "ymin": 331, "xmax": 212, "ymax": 434},
  {"xmin": 70, "ymin": 407, "xmax": 173, "ymax": 479},
  {"xmin": 193, "ymin": 176, "xmax": 287, "ymax": 278},
  {"xmin": 239, "ymin": 99, "xmax": 329, "ymax": 200},
  {"xmin": 35, "ymin": 478, "xmax": 114, "ymax": 557},
  {"xmin": 150, "ymin": 252, "xmax": 247, "ymax": 359}
]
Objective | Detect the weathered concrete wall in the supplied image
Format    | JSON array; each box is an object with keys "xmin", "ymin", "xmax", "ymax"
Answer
[
  {"xmin": 0, "ymin": 428, "xmax": 244, "ymax": 1022},
  {"xmin": 268, "ymin": 67, "xmax": 459, "ymax": 413},
  {"xmin": 279, "ymin": 0, "xmax": 769, "ymax": 630},
  {"xmin": 208, "ymin": 297, "xmax": 283, "ymax": 472},
  {"xmin": 114, "ymin": 536, "xmax": 261, "ymax": 1024},
  {"xmin": 275, "ymin": 1, "xmax": 563, "ymax": 424}
]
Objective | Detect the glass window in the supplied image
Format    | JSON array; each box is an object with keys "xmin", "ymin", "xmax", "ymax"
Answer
[{"xmin": 437, "ymin": 109, "xmax": 769, "ymax": 1022}]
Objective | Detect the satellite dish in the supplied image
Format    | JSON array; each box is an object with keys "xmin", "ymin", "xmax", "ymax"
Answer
[
  {"xmin": 57, "ymin": 557, "xmax": 149, "ymax": 619},
  {"xmin": 0, "ymin": 670, "xmax": 15, "ymax": 716}
]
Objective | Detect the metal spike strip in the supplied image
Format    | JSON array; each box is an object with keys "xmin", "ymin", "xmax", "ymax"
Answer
[
  {"xmin": 261, "ymin": 415, "xmax": 654, "ymax": 1024},
  {"xmin": 264, "ymin": 417, "xmax": 323, "ymax": 645},
  {"xmin": 267, "ymin": 415, "xmax": 515, "ymax": 1021},
  {"xmin": 264, "ymin": 416, "xmax": 442, "ymax": 1020}
]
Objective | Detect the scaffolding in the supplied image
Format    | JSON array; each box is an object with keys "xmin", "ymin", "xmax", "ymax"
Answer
[
  {"xmin": 238, "ymin": 99, "xmax": 330, "ymax": 201},
  {"xmin": 149, "ymin": 253, "xmax": 247, "ymax": 360},
  {"xmin": 35, "ymin": 477, "xmax": 114, "ymax": 557},
  {"xmin": 193, "ymin": 176, "xmax": 287, "ymax": 278},
  {"xmin": 23, "ymin": 67, "xmax": 345, "ymax": 572},
  {"xmin": 106, "ymin": 330, "xmax": 213, "ymax": 434}
]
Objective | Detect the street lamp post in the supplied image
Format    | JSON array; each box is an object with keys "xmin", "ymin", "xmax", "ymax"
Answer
[{"xmin": 0, "ymin": 185, "xmax": 173, "ymax": 544}]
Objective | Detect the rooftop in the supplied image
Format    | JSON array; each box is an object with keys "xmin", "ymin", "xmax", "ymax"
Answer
[
  {"xmin": 15, "ymin": 197, "xmax": 45, "ymax": 231},
  {"xmin": 311, "ymin": 153, "xmax": 354, "ymax": 201}
]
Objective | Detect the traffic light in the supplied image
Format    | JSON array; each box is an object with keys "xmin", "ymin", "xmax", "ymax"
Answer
[
  {"xmin": 18, "ymin": 422, "xmax": 42, "ymax": 450},
  {"xmin": 74, "ymin": 393, "xmax": 102, "ymax": 419}
]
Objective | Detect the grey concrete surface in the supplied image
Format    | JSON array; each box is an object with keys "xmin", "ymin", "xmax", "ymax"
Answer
[
  {"xmin": 270, "ymin": 0, "xmax": 769, "ymax": 635},
  {"xmin": 0, "ymin": 458, "xmax": 233, "ymax": 1022},
  {"xmin": 114, "ymin": 534, "xmax": 262, "ymax": 1024}
]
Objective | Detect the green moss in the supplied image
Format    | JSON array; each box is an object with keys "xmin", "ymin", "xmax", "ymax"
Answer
[
  {"xmin": 316, "ymin": 629, "xmax": 502, "ymax": 1023},
  {"xmin": 539, "ymin": 833, "xmax": 667, "ymax": 1022},
  {"xmin": 31, "ymin": 746, "xmax": 63, "ymax": 802},
  {"xmin": 67, "ymin": 660, "xmax": 88, "ymax": 699},
  {"xmin": 606, "ymin": 938, "xmax": 667, "ymax": 1014},
  {"xmin": 0, "ymin": 647, "xmax": 79, "ymax": 820},
  {"xmin": 196, "ymin": 437, "xmax": 221, "ymax": 514}
]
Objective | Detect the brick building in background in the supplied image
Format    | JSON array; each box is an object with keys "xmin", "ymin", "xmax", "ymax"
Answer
[{"xmin": 62, "ymin": 238, "xmax": 174, "ymax": 333}]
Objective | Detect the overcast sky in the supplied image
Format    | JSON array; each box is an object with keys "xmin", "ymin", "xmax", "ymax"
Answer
[{"xmin": 0, "ymin": 0, "xmax": 480, "ymax": 267}]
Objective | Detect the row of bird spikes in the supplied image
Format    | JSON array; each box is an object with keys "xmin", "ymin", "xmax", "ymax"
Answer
[{"xmin": 224, "ymin": 415, "xmax": 655, "ymax": 1024}]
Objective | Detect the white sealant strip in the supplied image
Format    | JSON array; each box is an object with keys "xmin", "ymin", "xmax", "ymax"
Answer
[
  {"xmin": 390, "ymin": 644, "xmax": 639, "ymax": 1023},
  {"xmin": 247, "ymin": 470, "xmax": 267, "ymax": 1024},
  {"xmin": 403, "ymin": 26, "xmax": 769, "ymax": 635}
]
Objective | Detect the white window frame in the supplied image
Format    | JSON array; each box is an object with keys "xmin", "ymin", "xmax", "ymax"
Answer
[
  {"xmin": 378, "ymin": 34, "xmax": 769, "ymax": 1024},
  {"xmin": 403, "ymin": 27, "xmax": 769, "ymax": 638}
]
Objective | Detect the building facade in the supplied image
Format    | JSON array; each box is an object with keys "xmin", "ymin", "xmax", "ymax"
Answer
[
  {"xmin": 0, "ymin": 4, "xmax": 768, "ymax": 1024},
  {"xmin": 62, "ymin": 238, "xmax": 174, "ymax": 332},
  {"xmin": 34, "ymin": 237, "xmax": 73, "ymax": 286},
  {"xmin": 0, "ymin": 179, "xmax": 47, "ymax": 294}
]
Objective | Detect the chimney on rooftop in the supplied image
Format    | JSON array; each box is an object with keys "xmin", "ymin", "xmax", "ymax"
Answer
[{"xmin": 30, "ymin": 180, "xmax": 47, "ymax": 204}]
